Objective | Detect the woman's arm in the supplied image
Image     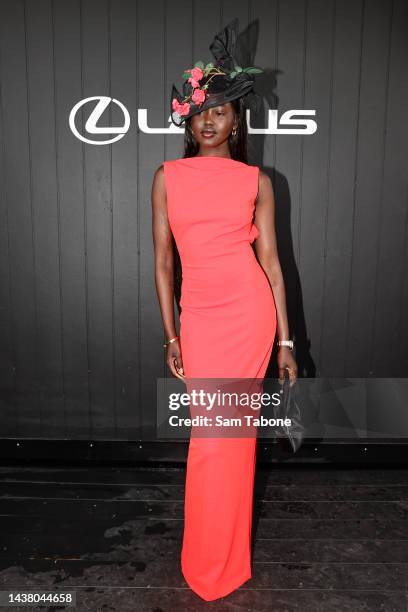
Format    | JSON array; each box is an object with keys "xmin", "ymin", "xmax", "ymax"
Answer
[
  {"xmin": 253, "ymin": 169, "xmax": 298, "ymax": 384},
  {"xmin": 151, "ymin": 165, "xmax": 185, "ymax": 379}
]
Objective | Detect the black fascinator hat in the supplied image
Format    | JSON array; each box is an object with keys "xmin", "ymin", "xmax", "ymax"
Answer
[{"xmin": 170, "ymin": 18, "xmax": 263, "ymax": 127}]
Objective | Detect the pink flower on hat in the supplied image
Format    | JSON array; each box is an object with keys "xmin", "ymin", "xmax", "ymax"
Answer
[
  {"xmin": 172, "ymin": 98, "xmax": 191, "ymax": 116},
  {"xmin": 187, "ymin": 67, "xmax": 204, "ymax": 88},
  {"xmin": 191, "ymin": 88, "xmax": 206, "ymax": 105}
]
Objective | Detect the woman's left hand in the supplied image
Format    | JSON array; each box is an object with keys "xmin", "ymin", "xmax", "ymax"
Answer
[{"xmin": 277, "ymin": 347, "xmax": 298, "ymax": 386}]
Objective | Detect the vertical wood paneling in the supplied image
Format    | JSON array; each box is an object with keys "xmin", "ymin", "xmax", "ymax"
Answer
[
  {"xmin": 371, "ymin": 0, "xmax": 408, "ymax": 376},
  {"xmin": 273, "ymin": 0, "xmax": 309, "ymax": 377},
  {"xmin": 0, "ymin": 0, "xmax": 39, "ymax": 436},
  {"xmin": 246, "ymin": 0, "xmax": 277, "ymax": 169},
  {"xmin": 110, "ymin": 0, "xmax": 140, "ymax": 439},
  {"xmin": 81, "ymin": 0, "xmax": 115, "ymax": 438},
  {"xmin": 276, "ymin": 0, "xmax": 307, "ymax": 269},
  {"xmin": 138, "ymin": 0, "xmax": 166, "ymax": 439},
  {"xmin": 165, "ymin": 7, "xmax": 192, "ymax": 163},
  {"xmin": 298, "ymin": 0, "xmax": 334, "ymax": 377},
  {"xmin": 0, "ymin": 7, "xmax": 15, "ymax": 436},
  {"xmin": 0, "ymin": 0, "xmax": 406, "ymax": 440},
  {"xmin": 401, "ymin": 217, "xmax": 408, "ymax": 375},
  {"xmin": 345, "ymin": 0, "xmax": 393, "ymax": 377},
  {"xmin": 25, "ymin": 0, "xmax": 65, "ymax": 436},
  {"xmin": 53, "ymin": 0, "xmax": 91, "ymax": 438},
  {"xmin": 252, "ymin": 0, "xmax": 278, "ymax": 169},
  {"xmin": 320, "ymin": 0, "xmax": 364, "ymax": 375}
]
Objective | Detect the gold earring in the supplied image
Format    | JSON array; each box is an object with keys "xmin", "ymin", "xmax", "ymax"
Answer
[{"xmin": 232, "ymin": 126, "xmax": 237, "ymax": 137}]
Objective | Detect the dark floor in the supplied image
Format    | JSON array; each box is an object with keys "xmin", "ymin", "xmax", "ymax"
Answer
[{"xmin": 0, "ymin": 464, "xmax": 408, "ymax": 611}]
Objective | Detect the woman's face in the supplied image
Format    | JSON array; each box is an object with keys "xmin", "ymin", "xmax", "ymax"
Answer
[{"xmin": 190, "ymin": 103, "xmax": 237, "ymax": 152}]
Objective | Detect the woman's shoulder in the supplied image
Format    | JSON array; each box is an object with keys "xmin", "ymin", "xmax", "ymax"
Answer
[
  {"xmin": 153, "ymin": 159, "xmax": 181, "ymax": 192},
  {"xmin": 248, "ymin": 164, "xmax": 269, "ymax": 180},
  {"xmin": 247, "ymin": 163, "xmax": 263, "ymax": 173},
  {"xmin": 248, "ymin": 164, "xmax": 269, "ymax": 184},
  {"xmin": 153, "ymin": 164, "xmax": 164, "ymax": 182},
  {"xmin": 154, "ymin": 159, "xmax": 177, "ymax": 176},
  {"xmin": 155, "ymin": 158, "xmax": 179, "ymax": 175}
]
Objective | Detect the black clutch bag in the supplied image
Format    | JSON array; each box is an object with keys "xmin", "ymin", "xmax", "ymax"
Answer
[{"xmin": 273, "ymin": 375, "xmax": 305, "ymax": 453}]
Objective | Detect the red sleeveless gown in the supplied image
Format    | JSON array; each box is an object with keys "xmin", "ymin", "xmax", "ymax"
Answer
[{"xmin": 163, "ymin": 156, "xmax": 277, "ymax": 601}]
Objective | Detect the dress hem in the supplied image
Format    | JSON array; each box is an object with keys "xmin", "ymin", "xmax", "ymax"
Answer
[{"xmin": 181, "ymin": 567, "xmax": 252, "ymax": 602}]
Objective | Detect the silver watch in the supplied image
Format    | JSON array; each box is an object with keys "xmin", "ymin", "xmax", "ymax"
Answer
[{"xmin": 277, "ymin": 340, "xmax": 294, "ymax": 350}]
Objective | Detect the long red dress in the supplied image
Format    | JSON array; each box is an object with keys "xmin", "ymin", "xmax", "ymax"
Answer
[{"xmin": 163, "ymin": 156, "xmax": 277, "ymax": 601}]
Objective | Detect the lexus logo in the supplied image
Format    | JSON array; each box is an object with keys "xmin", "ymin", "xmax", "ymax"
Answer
[
  {"xmin": 69, "ymin": 96, "xmax": 317, "ymax": 144},
  {"xmin": 69, "ymin": 96, "xmax": 130, "ymax": 145}
]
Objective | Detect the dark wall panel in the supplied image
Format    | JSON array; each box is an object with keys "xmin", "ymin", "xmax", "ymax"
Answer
[
  {"xmin": 53, "ymin": 0, "xmax": 90, "ymax": 439},
  {"xmin": 138, "ymin": 0, "xmax": 167, "ymax": 439},
  {"xmin": 26, "ymin": 0, "xmax": 64, "ymax": 436},
  {"xmin": 299, "ymin": 0, "xmax": 334, "ymax": 377},
  {"xmin": 110, "ymin": 0, "xmax": 140, "ymax": 440},
  {"xmin": 0, "ymin": 0, "xmax": 407, "ymax": 440},
  {"xmin": 346, "ymin": 0, "xmax": 393, "ymax": 377},
  {"xmin": 372, "ymin": 0, "xmax": 408, "ymax": 376},
  {"xmin": 1, "ymin": 1, "xmax": 40, "ymax": 437},
  {"xmin": 320, "ymin": 0, "xmax": 364, "ymax": 375}
]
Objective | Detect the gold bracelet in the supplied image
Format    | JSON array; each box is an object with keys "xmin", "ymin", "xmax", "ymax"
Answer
[{"xmin": 163, "ymin": 335, "xmax": 179, "ymax": 348}]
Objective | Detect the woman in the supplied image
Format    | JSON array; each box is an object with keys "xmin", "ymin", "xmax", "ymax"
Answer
[{"xmin": 151, "ymin": 19, "xmax": 297, "ymax": 601}]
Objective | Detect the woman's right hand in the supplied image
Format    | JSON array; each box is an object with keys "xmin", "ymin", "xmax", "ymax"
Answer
[{"xmin": 166, "ymin": 339, "xmax": 186, "ymax": 380}]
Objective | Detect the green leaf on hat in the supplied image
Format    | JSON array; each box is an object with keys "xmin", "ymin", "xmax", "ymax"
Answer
[
  {"xmin": 194, "ymin": 60, "xmax": 205, "ymax": 69},
  {"xmin": 243, "ymin": 67, "xmax": 263, "ymax": 74}
]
